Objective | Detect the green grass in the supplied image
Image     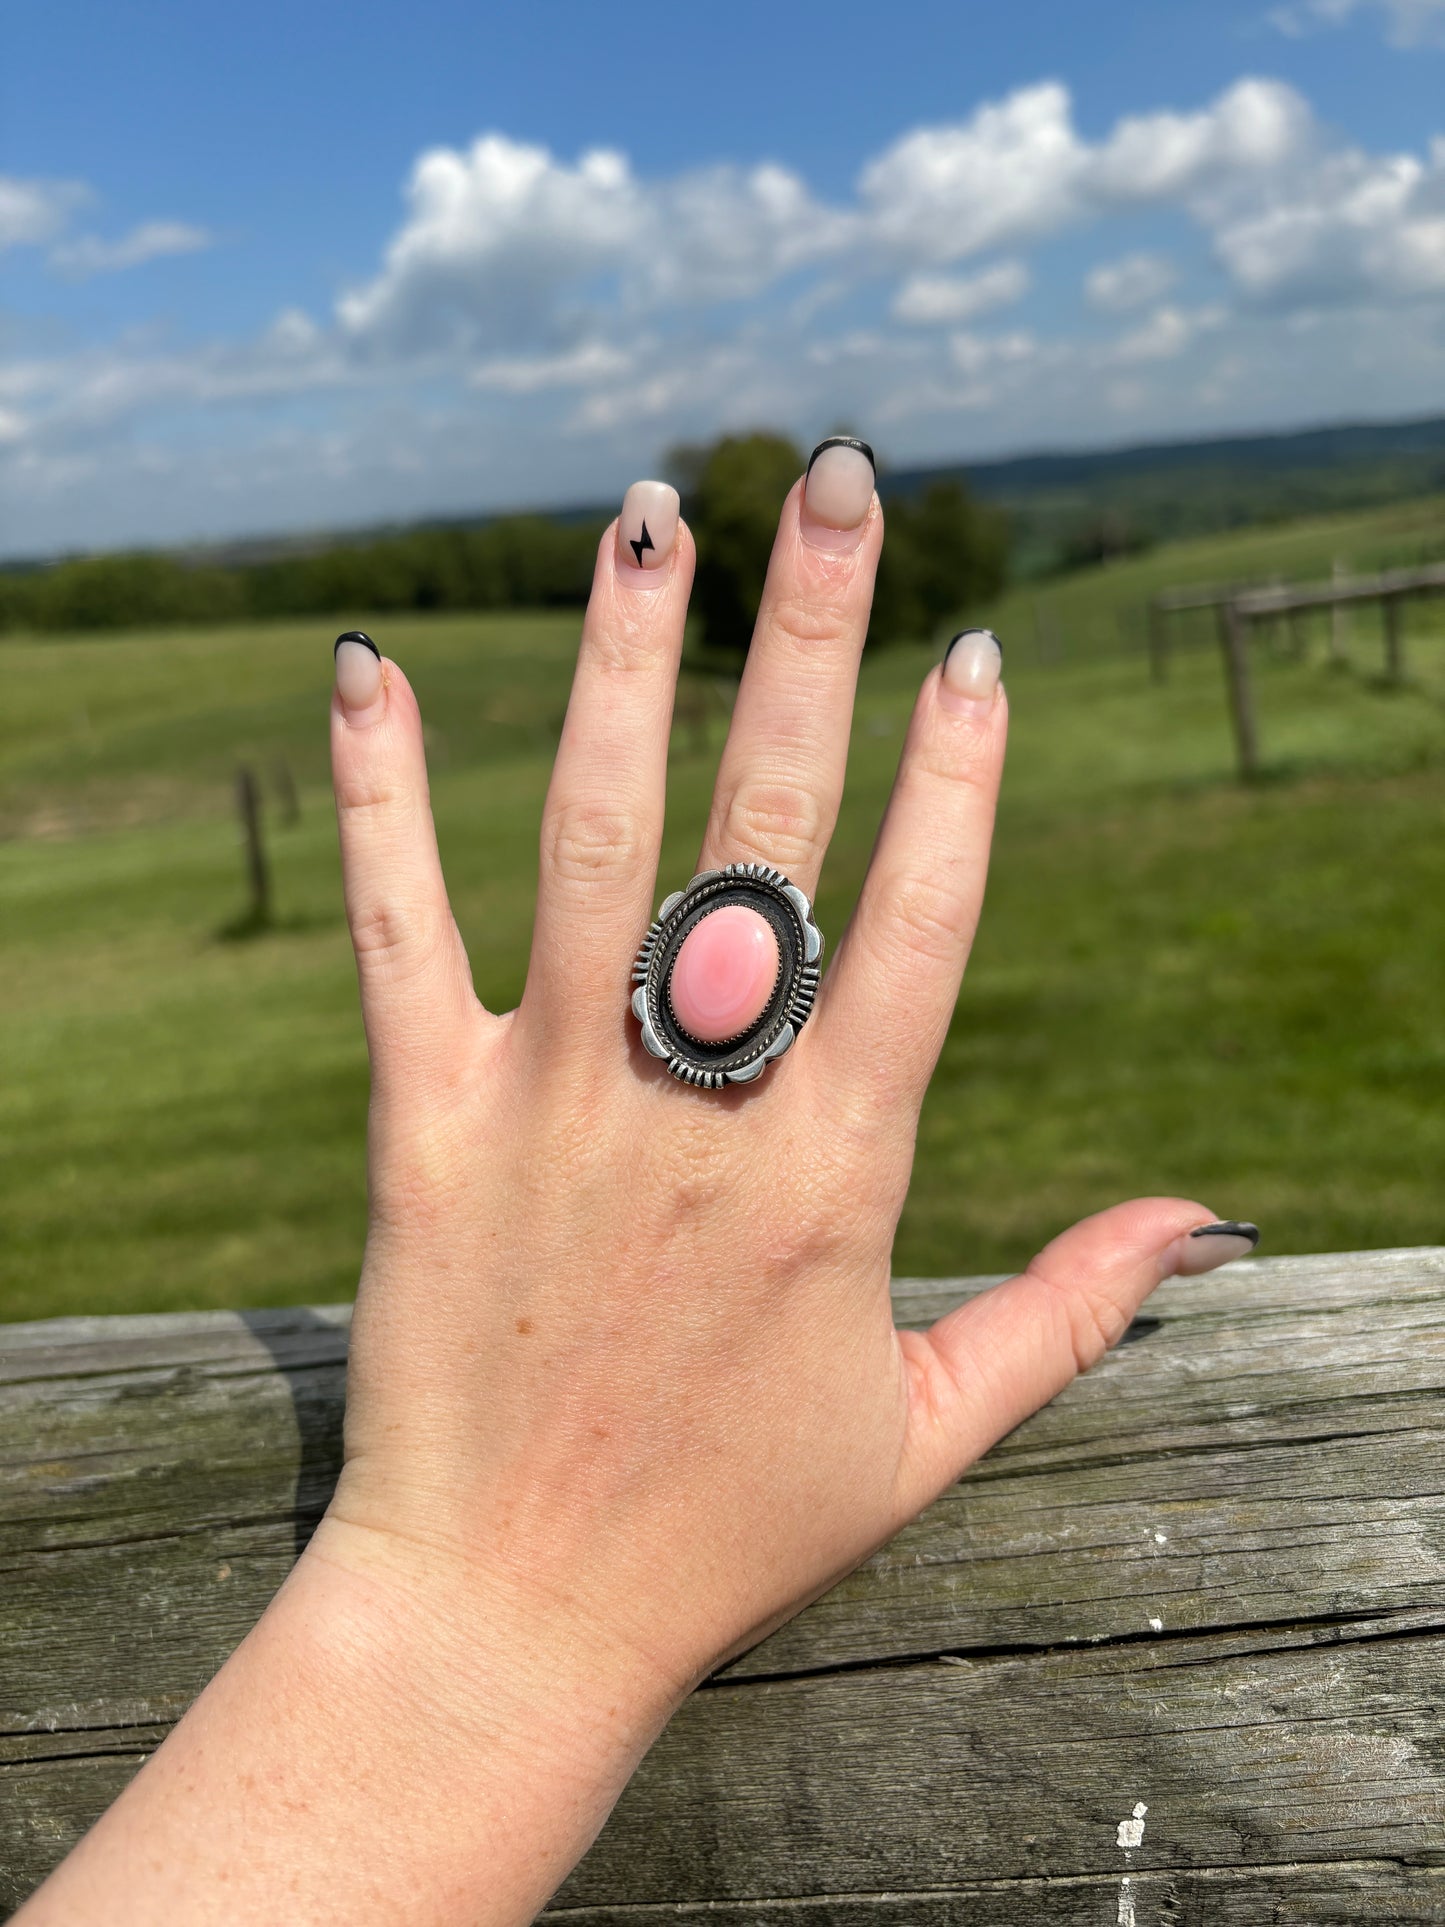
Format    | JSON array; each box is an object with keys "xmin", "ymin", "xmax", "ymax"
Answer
[{"xmin": 4, "ymin": 495, "xmax": 1445, "ymax": 1320}]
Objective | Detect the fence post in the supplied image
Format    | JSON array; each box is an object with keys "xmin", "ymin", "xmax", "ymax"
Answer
[
  {"xmin": 235, "ymin": 766, "xmax": 271, "ymax": 928},
  {"xmin": 1217, "ymin": 602, "xmax": 1260, "ymax": 781},
  {"xmin": 1147, "ymin": 599, "xmax": 1168, "ymax": 683},
  {"xmin": 1331, "ymin": 558, "xmax": 1350, "ymax": 662},
  {"xmin": 1383, "ymin": 596, "xmax": 1404, "ymax": 684}
]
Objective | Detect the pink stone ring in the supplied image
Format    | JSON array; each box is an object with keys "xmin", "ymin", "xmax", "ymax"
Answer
[{"xmin": 631, "ymin": 864, "xmax": 824, "ymax": 1088}]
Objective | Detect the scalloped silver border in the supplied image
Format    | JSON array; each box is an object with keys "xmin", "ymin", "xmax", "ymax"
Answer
[{"xmin": 630, "ymin": 863, "xmax": 824, "ymax": 1088}]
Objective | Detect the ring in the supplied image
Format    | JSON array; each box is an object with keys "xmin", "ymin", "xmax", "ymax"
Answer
[{"xmin": 630, "ymin": 864, "xmax": 824, "ymax": 1088}]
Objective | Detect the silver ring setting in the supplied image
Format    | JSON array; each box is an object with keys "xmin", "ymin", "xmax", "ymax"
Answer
[{"xmin": 630, "ymin": 863, "xmax": 824, "ymax": 1088}]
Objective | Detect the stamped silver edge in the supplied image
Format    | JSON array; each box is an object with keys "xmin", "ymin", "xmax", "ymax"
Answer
[
  {"xmin": 724, "ymin": 1058, "xmax": 767, "ymax": 1084},
  {"xmin": 761, "ymin": 1021, "xmax": 796, "ymax": 1063},
  {"xmin": 781, "ymin": 882, "xmax": 824, "ymax": 963}
]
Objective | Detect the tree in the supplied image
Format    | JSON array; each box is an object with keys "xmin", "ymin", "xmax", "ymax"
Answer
[
  {"xmin": 872, "ymin": 482, "xmax": 1009, "ymax": 645},
  {"xmin": 681, "ymin": 433, "xmax": 804, "ymax": 663},
  {"xmin": 680, "ymin": 434, "xmax": 1010, "ymax": 658}
]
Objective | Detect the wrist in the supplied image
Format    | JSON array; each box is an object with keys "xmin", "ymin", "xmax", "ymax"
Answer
[
  {"xmin": 294, "ymin": 1501, "xmax": 686, "ymax": 1799},
  {"xmin": 29, "ymin": 1505, "xmax": 684, "ymax": 1927}
]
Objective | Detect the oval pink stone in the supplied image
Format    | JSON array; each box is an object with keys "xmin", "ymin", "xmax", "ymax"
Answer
[{"xmin": 668, "ymin": 905, "xmax": 780, "ymax": 1043}]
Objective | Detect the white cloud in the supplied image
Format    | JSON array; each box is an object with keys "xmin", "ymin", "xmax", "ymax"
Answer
[
  {"xmin": 468, "ymin": 340, "xmax": 633, "ymax": 393},
  {"xmin": 8, "ymin": 75, "xmax": 1445, "ymax": 555},
  {"xmin": 1267, "ymin": 0, "xmax": 1445, "ymax": 46},
  {"xmin": 327, "ymin": 80, "xmax": 1318, "ymax": 372},
  {"xmin": 335, "ymin": 134, "xmax": 842, "ymax": 359},
  {"xmin": 859, "ymin": 85, "xmax": 1085, "ymax": 261},
  {"xmin": 1110, "ymin": 304, "xmax": 1227, "ymax": 363},
  {"xmin": 1087, "ymin": 253, "xmax": 1177, "ymax": 311},
  {"xmin": 0, "ymin": 175, "xmax": 89, "ymax": 251},
  {"xmin": 1211, "ymin": 138, "xmax": 1445, "ymax": 301},
  {"xmin": 892, "ymin": 260, "xmax": 1030, "ymax": 324},
  {"xmin": 336, "ymin": 137, "xmax": 642, "ymax": 355},
  {"xmin": 263, "ymin": 309, "xmax": 324, "ymax": 357},
  {"xmin": 858, "ymin": 78, "xmax": 1313, "ymax": 267},
  {"xmin": 948, "ymin": 329, "xmax": 1039, "ymax": 377},
  {"xmin": 49, "ymin": 220, "xmax": 212, "ymax": 278},
  {"xmin": 1086, "ymin": 78, "xmax": 1311, "ymax": 203}
]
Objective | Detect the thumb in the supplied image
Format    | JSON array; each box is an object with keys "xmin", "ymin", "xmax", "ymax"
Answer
[{"xmin": 895, "ymin": 1197, "xmax": 1259, "ymax": 1513}]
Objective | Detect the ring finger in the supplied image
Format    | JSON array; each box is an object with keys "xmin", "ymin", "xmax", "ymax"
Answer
[{"xmin": 695, "ymin": 437, "xmax": 881, "ymax": 901}]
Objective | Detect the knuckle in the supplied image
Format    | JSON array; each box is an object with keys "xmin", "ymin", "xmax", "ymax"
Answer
[
  {"xmin": 349, "ymin": 894, "xmax": 435, "ymax": 977},
  {"xmin": 543, "ymin": 797, "xmax": 651, "ymax": 888},
  {"xmin": 1030, "ymin": 1261, "xmax": 1130, "ymax": 1377},
  {"xmin": 886, "ymin": 873, "xmax": 966, "ymax": 967},
  {"xmin": 370, "ymin": 1120, "xmax": 465, "ymax": 1237},
  {"xmin": 717, "ymin": 778, "xmax": 827, "ymax": 874},
  {"xmin": 335, "ymin": 770, "xmax": 414, "ymax": 819},
  {"xmin": 586, "ymin": 605, "xmax": 662, "ymax": 677},
  {"xmin": 766, "ymin": 589, "xmax": 852, "ymax": 652}
]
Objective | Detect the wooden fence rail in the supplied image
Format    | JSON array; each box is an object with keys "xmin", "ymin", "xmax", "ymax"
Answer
[
  {"xmin": 4, "ymin": 1248, "xmax": 1445, "ymax": 1919},
  {"xmin": 1148, "ymin": 562, "xmax": 1445, "ymax": 778}
]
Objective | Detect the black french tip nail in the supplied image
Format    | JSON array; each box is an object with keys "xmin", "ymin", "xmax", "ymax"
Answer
[
  {"xmin": 334, "ymin": 630, "xmax": 380, "ymax": 659},
  {"xmin": 806, "ymin": 435, "xmax": 875, "ymax": 477},
  {"xmin": 1189, "ymin": 1220, "xmax": 1261, "ymax": 1247},
  {"xmin": 944, "ymin": 627, "xmax": 1003, "ymax": 662}
]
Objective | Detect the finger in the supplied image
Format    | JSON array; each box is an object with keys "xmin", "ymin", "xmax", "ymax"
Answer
[
  {"xmin": 812, "ymin": 629, "xmax": 1006, "ymax": 1114},
  {"xmin": 331, "ymin": 633, "xmax": 479, "ymax": 1088},
  {"xmin": 895, "ymin": 1200, "xmax": 1261, "ymax": 1511},
  {"xmin": 525, "ymin": 484, "xmax": 693, "ymax": 1044},
  {"xmin": 696, "ymin": 438, "xmax": 880, "ymax": 897}
]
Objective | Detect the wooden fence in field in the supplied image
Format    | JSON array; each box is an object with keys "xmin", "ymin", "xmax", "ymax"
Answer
[
  {"xmin": 1148, "ymin": 562, "xmax": 1445, "ymax": 779},
  {"xmin": 5, "ymin": 1247, "xmax": 1445, "ymax": 1919}
]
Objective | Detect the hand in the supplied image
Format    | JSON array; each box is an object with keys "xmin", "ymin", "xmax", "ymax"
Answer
[
  {"xmin": 319, "ymin": 443, "xmax": 1249, "ymax": 1695},
  {"xmin": 22, "ymin": 444, "xmax": 1256, "ymax": 1927}
]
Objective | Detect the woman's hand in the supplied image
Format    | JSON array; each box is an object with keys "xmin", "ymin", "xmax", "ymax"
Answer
[{"xmin": 21, "ymin": 443, "xmax": 1255, "ymax": 1927}]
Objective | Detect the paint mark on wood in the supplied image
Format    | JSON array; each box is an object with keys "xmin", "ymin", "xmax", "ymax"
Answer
[{"xmin": 1116, "ymin": 1801, "xmax": 1148, "ymax": 1850}]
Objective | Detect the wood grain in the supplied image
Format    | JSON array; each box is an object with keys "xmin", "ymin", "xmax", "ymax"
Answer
[{"xmin": 3, "ymin": 1249, "xmax": 1443, "ymax": 1919}]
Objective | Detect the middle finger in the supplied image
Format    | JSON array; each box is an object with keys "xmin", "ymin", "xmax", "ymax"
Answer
[{"xmin": 695, "ymin": 438, "xmax": 881, "ymax": 900}]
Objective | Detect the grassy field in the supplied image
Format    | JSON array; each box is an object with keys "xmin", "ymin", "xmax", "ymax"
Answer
[{"xmin": 4, "ymin": 495, "xmax": 1445, "ymax": 1321}]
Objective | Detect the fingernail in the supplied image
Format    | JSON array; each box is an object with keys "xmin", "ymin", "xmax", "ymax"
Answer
[
  {"xmin": 1172, "ymin": 1220, "xmax": 1261, "ymax": 1277},
  {"xmin": 801, "ymin": 437, "xmax": 875, "ymax": 551},
  {"xmin": 334, "ymin": 631, "xmax": 386, "ymax": 724},
  {"xmin": 617, "ymin": 480, "xmax": 680, "ymax": 586},
  {"xmin": 941, "ymin": 629, "xmax": 1003, "ymax": 710}
]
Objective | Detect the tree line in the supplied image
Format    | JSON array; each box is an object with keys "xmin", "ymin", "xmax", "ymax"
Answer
[
  {"xmin": 0, "ymin": 513, "xmax": 605, "ymax": 636},
  {"xmin": 0, "ymin": 433, "xmax": 1009, "ymax": 652}
]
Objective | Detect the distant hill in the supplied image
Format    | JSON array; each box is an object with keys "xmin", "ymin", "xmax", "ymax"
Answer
[
  {"xmin": 8, "ymin": 412, "xmax": 1445, "ymax": 584},
  {"xmin": 887, "ymin": 415, "xmax": 1445, "ymax": 577}
]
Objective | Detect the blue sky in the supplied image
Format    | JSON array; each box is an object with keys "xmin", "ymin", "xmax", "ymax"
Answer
[{"xmin": 4, "ymin": 0, "xmax": 1445, "ymax": 556}]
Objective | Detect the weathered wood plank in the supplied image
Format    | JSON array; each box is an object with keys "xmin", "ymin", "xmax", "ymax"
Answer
[
  {"xmin": 545, "ymin": 1622, "xmax": 1445, "ymax": 1911},
  {"xmin": 3, "ymin": 1249, "xmax": 1443, "ymax": 1916},
  {"xmin": 544, "ymin": 1869, "xmax": 1445, "ymax": 1923}
]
